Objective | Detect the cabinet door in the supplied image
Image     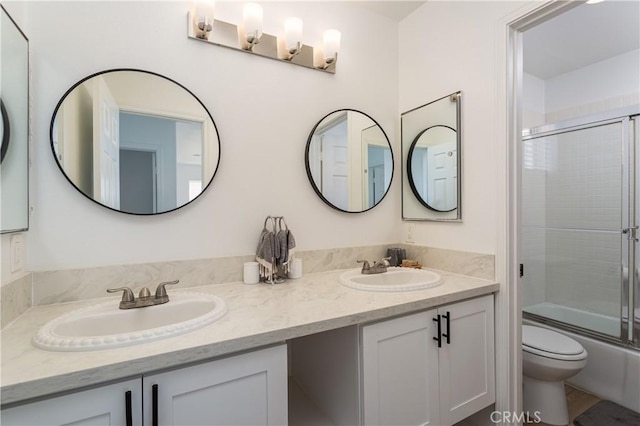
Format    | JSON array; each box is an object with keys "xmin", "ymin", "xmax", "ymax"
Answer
[
  {"xmin": 438, "ymin": 295, "xmax": 495, "ymax": 425},
  {"xmin": 143, "ymin": 344, "xmax": 287, "ymax": 426},
  {"xmin": 1, "ymin": 379, "xmax": 142, "ymax": 426},
  {"xmin": 361, "ymin": 309, "xmax": 440, "ymax": 426}
]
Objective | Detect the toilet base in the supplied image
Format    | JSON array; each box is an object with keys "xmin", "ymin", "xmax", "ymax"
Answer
[{"xmin": 523, "ymin": 376, "xmax": 569, "ymax": 425}]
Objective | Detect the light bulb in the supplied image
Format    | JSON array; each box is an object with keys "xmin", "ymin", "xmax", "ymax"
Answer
[
  {"xmin": 243, "ymin": 2, "xmax": 263, "ymax": 42},
  {"xmin": 285, "ymin": 17, "xmax": 303, "ymax": 52},
  {"xmin": 194, "ymin": 0, "xmax": 215, "ymax": 29},
  {"xmin": 323, "ymin": 29, "xmax": 341, "ymax": 60}
]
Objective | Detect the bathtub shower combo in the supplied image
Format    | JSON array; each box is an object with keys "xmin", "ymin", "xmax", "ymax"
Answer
[{"xmin": 521, "ymin": 106, "xmax": 640, "ymax": 413}]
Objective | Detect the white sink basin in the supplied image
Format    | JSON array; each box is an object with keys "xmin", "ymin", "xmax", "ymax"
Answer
[
  {"xmin": 339, "ymin": 267, "xmax": 442, "ymax": 292},
  {"xmin": 33, "ymin": 292, "xmax": 227, "ymax": 352}
]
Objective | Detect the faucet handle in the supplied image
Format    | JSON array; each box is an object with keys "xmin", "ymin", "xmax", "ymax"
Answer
[
  {"xmin": 155, "ymin": 280, "xmax": 180, "ymax": 303},
  {"xmin": 139, "ymin": 287, "xmax": 151, "ymax": 299},
  {"xmin": 380, "ymin": 257, "xmax": 392, "ymax": 267},
  {"xmin": 106, "ymin": 287, "xmax": 135, "ymax": 306},
  {"xmin": 357, "ymin": 260, "xmax": 371, "ymax": 271}
]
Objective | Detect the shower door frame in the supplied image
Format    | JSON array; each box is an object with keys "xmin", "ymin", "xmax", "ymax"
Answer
[{"xmin": 521, "ymin": 105, "xmax": 640, "ymax": 349}]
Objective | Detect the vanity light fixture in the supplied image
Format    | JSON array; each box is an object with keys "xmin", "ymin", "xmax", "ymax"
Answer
[
  {"xmin": 322, "ymin": 29, "xmax": 341, "ymax": 70},
  {"xmin": 193, "ymin": 0, "xmax": 215, "ymax": 40},
  {"xmin": 242, "ymin": 3, "xmax": 263, "ymax": 51},
  {"xmin": 284, "ymin": 17, "xmax": 303, "ymax": 59},
  {"xmin": 186, "ymin": 2, "xmax": 340, "ymax": 74}
]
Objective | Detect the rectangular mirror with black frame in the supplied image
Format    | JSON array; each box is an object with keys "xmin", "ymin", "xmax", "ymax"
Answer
[
  {"xmin": 401, "ymin": 91, "xmax": 461, "ymax": 221},
  {"xmin": 1, "ymin": 5, "xmax": 29, "ymax": 233}
]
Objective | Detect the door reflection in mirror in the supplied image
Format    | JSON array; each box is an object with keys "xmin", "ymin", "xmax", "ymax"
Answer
[
  {"xmin": 408, "ymin": 125, "xmax": 457, "ymax": 212},
  {"xmin": 306, "ymin": 110, "xmax": 393, "ymax": 213},
  {"xmin": 51, "ymin": 69, "xmax": 220, "ymax": 215}
]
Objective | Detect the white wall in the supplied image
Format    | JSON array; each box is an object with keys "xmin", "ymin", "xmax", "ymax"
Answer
[
  {"xmin": 398, "ymin": 1, "xmax": 527, "ymax": 254},
  {"xmin": 20, "ymin": 1, "xmax": 400, "ymax": 272},
  {"xmin": 545, "ymin": 49, "xmax": 640, "ymax": 122},
  {"xmin": 523, "ymin": 49, "xmax": 640, "ymax": 128}
]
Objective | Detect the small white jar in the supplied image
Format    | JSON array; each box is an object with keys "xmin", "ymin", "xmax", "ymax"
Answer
[
  {"xmin": 288, "ymin": 258, "xmax": 302, "ymax": 279},
  {"xmin": 243, "ymin": 261, "xmax": 260, "ymax": 284}
]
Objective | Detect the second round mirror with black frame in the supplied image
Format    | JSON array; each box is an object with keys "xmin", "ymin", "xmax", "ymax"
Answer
[
  {"xmin": 50, "ymin": 68, "xmax": 221, "ymax": 215},
  {"xmin": 305, "ymin": 109, "xmax": 393, "ymax": 213},
  {"xmin": 407, "ymin": 125, "xmax": 457, "ymax": 212}
]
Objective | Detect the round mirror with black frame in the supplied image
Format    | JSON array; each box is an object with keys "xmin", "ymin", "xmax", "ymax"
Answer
[
  {"xmin": 305, "ymin": 109, "xmax": 393, "ymax": 213},
  {"xmin": 407, "ymin": 125, "xmax": 457, "ymax": 212},
  {"xmin": 50, "ymin": 69, "xmax": 221, "ymax": 215},
  {"xmin": 0, "ymin": 99, "xmax": 9, "ymax": 164}
]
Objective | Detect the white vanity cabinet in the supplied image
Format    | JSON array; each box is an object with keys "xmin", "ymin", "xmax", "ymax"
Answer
[
  {"xmin": 1, "ymin": 344, "xmax": 287, "ymax": 426},
  {"xmin": 143, "ymin": 344, "xmax": 287, "ymax": 426},
  {"xmin": 1, "ymin": 379, "xmax": 142, "ymax": 426},
  {"xmin": 361, "ymin": 294, "xmax": 495, "ymax": 426}
]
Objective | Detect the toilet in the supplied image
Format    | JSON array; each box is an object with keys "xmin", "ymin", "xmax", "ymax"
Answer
[{"xmin": 522, "ymin": 325, "xmax": 588, "ymax": 426}]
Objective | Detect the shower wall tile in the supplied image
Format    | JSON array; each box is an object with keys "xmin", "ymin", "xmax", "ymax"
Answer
[
  {"xmin": 544, "ymin": 122, "xmax": 622, "ymax": 231},
  {"xmin": 521, "ymin": 227, "xmax": 546, "ymax": 307},
  {"xmin": 522, "ymin": 137, "xmax": 547, "ymax": 307},
  {"xmin": 546, "ymin": 91, "xmax": 640, "ymax": 124},
  {"xmin": 1, "ymin": 274, "xmax": 32, "ymax": 329},
  {"xmin": 545, "ymin": 229, "xmax": 621, "ymax": 318}
]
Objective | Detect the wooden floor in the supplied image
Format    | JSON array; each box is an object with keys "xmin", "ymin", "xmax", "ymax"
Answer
[
  {"xmin": 565, "ymin": 385, "xmax": 600, "ymax": 425},
  {"xmin": 527, "ymin": 384, "xmax": 600, "ymax": 426}
]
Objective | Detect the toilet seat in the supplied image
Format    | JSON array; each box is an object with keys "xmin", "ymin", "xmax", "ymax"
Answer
[{"xmin": 522, "ymin": 325, "xmax": 587, "ymax": 361}]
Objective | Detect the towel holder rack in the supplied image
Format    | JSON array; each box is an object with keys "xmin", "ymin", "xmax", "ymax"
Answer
[{"xmin": 257, "ymin": 215, "xmax": 295, "ymax": 284}]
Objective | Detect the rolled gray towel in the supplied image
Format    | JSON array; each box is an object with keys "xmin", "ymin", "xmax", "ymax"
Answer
[{"xmin": 256, "ymin": 230, "xmax": 276, "ymax": 278}]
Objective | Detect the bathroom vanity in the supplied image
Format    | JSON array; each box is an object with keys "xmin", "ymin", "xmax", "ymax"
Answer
[{"xmin": 1, "ymin": 268, "xmax": 498, "ymax": 425}]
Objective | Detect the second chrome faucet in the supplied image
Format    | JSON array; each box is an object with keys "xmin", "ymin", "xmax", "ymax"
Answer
[
  {"xmin": 107, "ymin": 280, "xmax": 180, "ymax": 309},
  {"xmin": 357, "ymin": 257, "xmax": 391, "ymax": 275}
]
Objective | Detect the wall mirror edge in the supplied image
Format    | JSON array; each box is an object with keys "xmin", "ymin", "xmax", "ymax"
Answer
[
  {"xmin": 49, "ymin": 68, "xmax": 221, "ymax": 216},
  {"xmin": 401, "ymin": 91, "xmax": 462, "ymax": 222},
  {"xmin": 305, "ymin": 108, "xmax": 394, "ymax": 214},
  {"xmin": 1, "ymin": 4, "xmax": 30, "ymax": 234}
]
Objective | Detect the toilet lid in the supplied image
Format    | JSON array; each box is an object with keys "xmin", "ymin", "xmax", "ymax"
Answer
[{"xmin": 522, "ymin": 325, "xmax": 584, "ymax": 355}]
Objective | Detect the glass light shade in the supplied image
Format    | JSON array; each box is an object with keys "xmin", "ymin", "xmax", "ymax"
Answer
[
  {"xmin": 323, "ymin": 29, "xmax": 341, "ymax": 58},
  {"xmin": 243, "ymin": 3, "xmax": 263, "ymax": 39},
  {"xmin": 284, "ymin": 17, "xmax": 303, "ymax": 51},
  {"xmin": 194, "ymin": 0, "xmax": 215, "ymax": 24}
]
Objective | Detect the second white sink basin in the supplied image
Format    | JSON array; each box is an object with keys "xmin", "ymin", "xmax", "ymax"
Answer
[
  {"xmin": 32, "ymin": 292, "xmax": 227, "ymax": 352},
  {"xmin": 340, "ymin": 267, "xmax": 442, "ymax": 292}
]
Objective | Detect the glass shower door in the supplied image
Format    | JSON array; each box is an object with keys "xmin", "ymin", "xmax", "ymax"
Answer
[{"xmin": 522, "ymin": 119, "xmax": 629, "ymax": 341}]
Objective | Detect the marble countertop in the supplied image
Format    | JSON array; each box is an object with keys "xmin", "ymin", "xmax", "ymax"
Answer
[{"xmin": 1, "ymin": 268, "xmax": 498, "ymax": 406}]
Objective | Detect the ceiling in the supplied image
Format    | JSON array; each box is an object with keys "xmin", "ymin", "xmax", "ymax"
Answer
[
  {"xmin": 355, "ymin": 1, "xmax": 425, "ymax": 22},
  {"xmin": 524, "ymin": 0, "xmax": 640, "ymax": 80}
]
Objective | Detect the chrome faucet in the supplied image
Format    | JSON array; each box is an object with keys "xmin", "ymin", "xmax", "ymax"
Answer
[
  {"xmin": 357, "ymin": 257, "xmax": 391, "ymax": 275},
  {"xmin": 107, "ymin": 280, "xmax": 180, "ymax": 309}
]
